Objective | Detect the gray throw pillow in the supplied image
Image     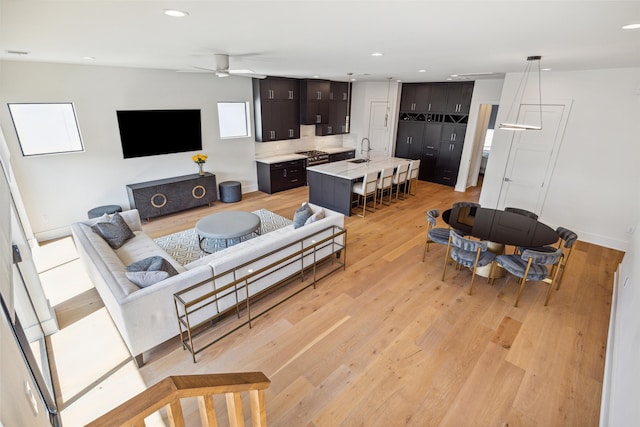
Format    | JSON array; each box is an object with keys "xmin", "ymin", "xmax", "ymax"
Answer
[
  {"xmin": 293, "ymin": 202, "xmax": 314, "ymax": 229},
  {"xmin": 125, "ymin": 256, "xmax": 178, "ymax": 288},
  {"xmin": 91, "ymin": 212, "xmax": 135, "ymax": 249}
]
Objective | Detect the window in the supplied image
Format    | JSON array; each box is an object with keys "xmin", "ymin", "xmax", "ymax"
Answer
[
  {"xmin": 8, "ymin": 103, "xmax": 84, "ymax": 156},
  {"xmin": 217, "ymin": 102, "xmax": 250, "ymax": 138}
]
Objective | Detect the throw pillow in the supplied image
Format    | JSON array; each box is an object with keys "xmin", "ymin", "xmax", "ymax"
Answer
[
  {"xmin": 91, "ymin": 212, "xmax": 135, "ymax": 249},
  {"xmin": 304, "ymin": 210, "xmax": 325, "ymax": 225},
  {"xmin": 293, "ymin": 202, "xmax": 314, "ymax": 229},
  {"xmin": 125, "ymin": 256, "xmax": 178, "ymax": 288}
]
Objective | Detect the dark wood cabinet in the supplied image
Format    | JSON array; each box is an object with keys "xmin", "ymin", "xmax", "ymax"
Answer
[
  {"xmin": 434, "ymin": 142, "xmax": 464, "ymax": 185},
  {"xmin": 257, "ymin": 160, "xmax": 306, "ymax": 194},
  {"xmin": 396, "ymin": 121, "xmax": 425, "ymax": 159},
  {"xmin": 253, "ymin": 77, "xmax": 300, "ymax": 142},
  {"xmin": 300, "ymin": 79, "xmax": 331, "ymax": 125},
  {"xmin": 126, "ymin": 173, "xmax": 217, "ymax": 221},
  {"xmin": 395, "ymin": 82, "xmax": 474, "ymax": 187},
  {"xmin": 445, "ymin": 82, "xmax": 474, "ymax": 114}
]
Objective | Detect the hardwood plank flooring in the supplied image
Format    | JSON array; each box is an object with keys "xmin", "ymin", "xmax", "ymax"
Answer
[{"xmin": 61, "ymin": 180, "xmax": 623, "ymax": 426}]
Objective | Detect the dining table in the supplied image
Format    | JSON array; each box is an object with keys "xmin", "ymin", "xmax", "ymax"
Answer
[{"xmin": 442, "ymin": 205, "xmax": 559, "ymax": 277}]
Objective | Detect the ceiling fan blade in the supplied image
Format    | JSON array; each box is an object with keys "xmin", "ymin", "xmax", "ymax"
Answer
[{"xmin": 230, "ymin": 71, "xmax": 267, "ymax": 79}]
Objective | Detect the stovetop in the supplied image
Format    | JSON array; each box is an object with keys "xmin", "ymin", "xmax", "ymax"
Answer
[{"xmin": 295, "ymin": 150, "xmax": 329, "ymax": 157}]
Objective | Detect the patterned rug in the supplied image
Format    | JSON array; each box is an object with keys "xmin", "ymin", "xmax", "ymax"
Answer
[{"xmin": 154, "ymin": 209, "xmax": 292, "ymax": 266}]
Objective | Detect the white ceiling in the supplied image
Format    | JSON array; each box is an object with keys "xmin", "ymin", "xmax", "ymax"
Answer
[{"xmin": 1, "ymin": 1, "xmax": 639, "ymax": 82}]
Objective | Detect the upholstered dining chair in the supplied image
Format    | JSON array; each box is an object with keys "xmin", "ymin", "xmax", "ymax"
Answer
[
  {"xmin": 392, "ymin": 162, "xmax": 410, "ymax": 201},
  {"xmin": 442, "ymin": 230, "xmax": 496, "ymax": 295},
  {"xmin": 423, "ymin": 209, "xmax": 450, "ymax": 260},
  {"xmin": 405, "ymin": 159, "xmax": 421, "ymax": 197},
  {"xmin": 376, "ymin": 168, "xmax": 394, "ymax": 208},
  {"xmin": 504, "ymin": 206, "xmax": 539, "ymax": 220},
  {"xmin": 495, "ymin": 248, "xmax": 564, "ymax": 307},
  {"xmin": 519, "ymin": 227, "xmax": 578, "ymax": 290},
  {"xmin": 352, "ymin": 172, "xmax": 378, "ymax": 217}
]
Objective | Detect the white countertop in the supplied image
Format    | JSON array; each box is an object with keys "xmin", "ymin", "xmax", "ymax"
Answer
[
  {"xmin": 307, "ymin": 156, "xmax": 412, "ymax": 180},
  {"xmin": 255, "ymin": 153, "xmax": 307, "ymax": 164}
]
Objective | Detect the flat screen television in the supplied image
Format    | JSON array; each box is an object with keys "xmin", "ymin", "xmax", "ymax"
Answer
[{"xmin": 116, "ymin": 109, "xmax": 202, "ymax": 159}]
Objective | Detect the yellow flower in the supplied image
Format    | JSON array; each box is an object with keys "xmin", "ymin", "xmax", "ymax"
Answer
[{"xmin": 192, "ymin": 153, "xmax": 208, "ymax": 164}]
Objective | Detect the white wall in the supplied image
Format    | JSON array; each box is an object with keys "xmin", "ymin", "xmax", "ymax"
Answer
[
  {"xmin": 480, "ymin": 67, "xmax": 640, "ymax": 251},
  {"xmin": 348, "ymin": 80, "xmax": 401, "ymax": 154},
  {"xmin": 0, "ymin": 61, "xmax": 258, "ymax": 241},
  {"xmin": 455, "ymin": 78, "xmax": 504, "ymax": 192},
  {"xmin": 603, "ymin": 190, "xmax": 640, "ymax": 425}
]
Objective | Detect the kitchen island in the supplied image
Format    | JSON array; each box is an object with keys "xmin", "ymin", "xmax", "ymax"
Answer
[{"xmin": 307, "ymin": 156, "xmax": 412, "ymax": 216}]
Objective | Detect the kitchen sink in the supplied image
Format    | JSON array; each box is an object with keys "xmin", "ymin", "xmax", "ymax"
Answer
[{"xmin": 348, "ymin": 159, "xmax": 369, "ymax": 164}]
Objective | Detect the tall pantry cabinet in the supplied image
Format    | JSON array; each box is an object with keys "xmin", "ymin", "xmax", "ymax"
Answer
[{"xmin": 394, "ymin": 82, "xmax": 473, "ymax": 186}]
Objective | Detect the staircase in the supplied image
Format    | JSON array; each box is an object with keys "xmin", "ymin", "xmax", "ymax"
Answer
[{"xmin": 85, "ymin": 372, "xmax": 270, "ymax": 427}]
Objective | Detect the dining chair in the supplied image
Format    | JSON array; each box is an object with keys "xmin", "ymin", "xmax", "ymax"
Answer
[
  {"xmin": 352, "ymin": 172, "xmax": 378, "ymax": 217},
  {"xmin": 442, "ymin": 230, "xmax": 496, "ymax": 295},
  {"xmin": 504, "ymin": 206, "xmax": 538, "ymax": 220},
  {"xmin": 376, "ymin": 168, "xmax": 394, "ymax": 208},
  {"xmin": 495, "ymin": 248, "xmax": 564, "ymax": 307},
  {"xmin": 452, "ymin": 201, "xmax": 480, "ymax": 208},
  {"xmin": 405, "ymin": 159, "xmax": 421, "ymax": 197},
  {"xmin": 392, "ymin": 163, "xmax": 410, "ymax": 201},
  {"xmin": 519, "ymin": 226, "xmax": 578, "ymax": 290},
  {"xmin": 423, "ymin": 209, "xmax": 451, "ymax": 260}
]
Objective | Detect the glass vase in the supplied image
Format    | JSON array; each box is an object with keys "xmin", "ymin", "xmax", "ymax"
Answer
[{"xmin": 198, "ymin": 163, "xmax": 205, "ymax": 176}]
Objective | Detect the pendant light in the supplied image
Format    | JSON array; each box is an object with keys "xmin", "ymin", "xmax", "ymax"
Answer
[
  {"xmin": 345, "ymin": 72, "xmax": 353, "ymax": 133},
  {"xmin": 499, "ymin": 55, "xmax": 543, "ymax": 131},
  {"xmin": 384, "ymin": 77, "xmax": 392, "ymax": 127}
]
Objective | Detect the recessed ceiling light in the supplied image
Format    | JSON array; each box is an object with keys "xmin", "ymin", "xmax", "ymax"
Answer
[
  {"xmin": 446, "ymin": 78, "xmax": 453, "ymax": 81},
  {"xmin": 82, "ymin": 56, "xmax": 96, "ymax": 60},
  {"xmin": 163, "ymin": 9, "xmax": 189, "ymax": 17},
  {"xmin": 622, "ymin": 23, "xmax": 640, "ymax": 30},
  {"xmin": 371, "ymin": 52, "xmax": 383, "ymax": 57},
  {"xmin": 397, "ymin": 79, "xmax": 402, "ymax": 83},
  {"xmin": 418, "ymin": 69, "xmax": 427, "ymax": 73},
  {"xmin": 312, "ymin": 75, "xmax": 319, "ymax": 78},
  {"xmin": 541, "ymin": 68, "xmax": 552, "ymax": 71}
]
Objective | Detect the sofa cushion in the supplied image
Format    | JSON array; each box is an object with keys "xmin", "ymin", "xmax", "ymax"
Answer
[
  {"xmin": 126, "ymin": 256, "xmax": 178, "ymax": 288},
  {"xmin": 304, "ymin": 210, "xmax": 325, "ymax": 225},
  {"xmin": 293, "ymin": 203, "xmax": 313, "ymax": 229},
  {"xmin": 91, "ymin": 212, "xmax": 135, "ymax": 249}
]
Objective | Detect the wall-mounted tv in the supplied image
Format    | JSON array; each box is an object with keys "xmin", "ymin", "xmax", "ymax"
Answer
[{"xmin": 116, "ymin": 109, "xmax": 202, "ymax": 159}]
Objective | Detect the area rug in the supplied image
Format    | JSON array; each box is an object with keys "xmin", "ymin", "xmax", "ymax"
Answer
[{"xmin": 154, "ymin": 209, "xmax": 292, "ymax": 266}]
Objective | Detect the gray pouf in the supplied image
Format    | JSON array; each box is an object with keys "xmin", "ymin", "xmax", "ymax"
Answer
[
  {"xmin": 219, "ymin": 181, "xmax": 242, "ymax": 203},
  {"xmin": 88, "ymin": 204, "xmax": 122, "ymax": 219}
]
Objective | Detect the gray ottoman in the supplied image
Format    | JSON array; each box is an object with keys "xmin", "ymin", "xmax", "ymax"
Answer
[
  {"xmin": 88, "ymin": 204, "xmax": 122, "ymax": 219},
  {"xmin": 219, "ymin": 181, "xmax": 242, "ymax": 203}
]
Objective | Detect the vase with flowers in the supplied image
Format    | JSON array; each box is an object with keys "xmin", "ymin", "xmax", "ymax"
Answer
[{"xmin": 192, "ymin": 153, "xmax": 208, "ymax": 176}]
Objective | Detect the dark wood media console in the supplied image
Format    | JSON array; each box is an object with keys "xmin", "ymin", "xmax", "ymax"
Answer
[{"xmin": 126, "ymin": 173, "xmax": 217, "ymax": 221}]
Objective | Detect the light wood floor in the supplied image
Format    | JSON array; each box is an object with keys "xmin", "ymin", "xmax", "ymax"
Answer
[{"xmin": 58, "ymin": 180, "xmax": 623, "ymax": 426}]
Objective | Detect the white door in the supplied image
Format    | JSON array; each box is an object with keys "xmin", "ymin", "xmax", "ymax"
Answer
[
  {"xmin": 367, "ymin": 101, "xmax": 391, "ymax": 156},
  {"xmin": 497, "ymin": 104, "xmax": 568, "ymax": 214}
]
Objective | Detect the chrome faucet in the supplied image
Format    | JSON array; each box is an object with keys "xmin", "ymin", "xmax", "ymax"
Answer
[{"xmin": 361, "ymin": 137, "xmax": 372, "ymax": 162}]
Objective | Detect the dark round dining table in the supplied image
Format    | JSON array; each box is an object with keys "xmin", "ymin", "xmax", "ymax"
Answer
[{"xmin": 442, "ymin": 206, "xmax": 559, "ymax": 248}]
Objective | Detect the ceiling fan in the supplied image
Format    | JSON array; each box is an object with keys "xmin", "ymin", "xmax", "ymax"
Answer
[{"xmin": 195, "ymin": 54, "xmax": 266, "ymax": 79}]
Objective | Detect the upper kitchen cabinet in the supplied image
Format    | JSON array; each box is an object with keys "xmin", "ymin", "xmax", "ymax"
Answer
[
  {"xmin": 400, "ymin": 83, "xmax": 431, "ymax": 112},
  {"xmin": 445, "ymin": 82, "xmax": 474, "ymax": 114},
  {"xmin": 300, "ymin": 79, "xmax": 331, "ymax": 125},
  {"xmin": 329, "ymin": 81, "xmax": 349, "ymax": 102},
  {"xmin": 253, "ymin": 77, "xmax": 300, "ymax": 142},
  {"xmin": 258, "ymin": 76, "xmax": 298, "ymax": 101},
  {"xmin": 316, "ymin": 81, "xmax": 351, "ymax": 136}
]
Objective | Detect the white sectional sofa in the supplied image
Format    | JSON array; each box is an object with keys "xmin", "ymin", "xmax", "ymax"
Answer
[{"xmin": 71, "ymin": 204, "xmax": 344, "ymax": 366}]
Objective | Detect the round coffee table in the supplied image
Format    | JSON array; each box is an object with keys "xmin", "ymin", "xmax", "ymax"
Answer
[{"xmin": 195, "ymin": 211, "xmax": 261, "ymax": 253}]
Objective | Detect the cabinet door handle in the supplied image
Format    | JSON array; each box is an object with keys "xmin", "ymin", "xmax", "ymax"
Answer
[
  {"xmin": 269, "ymin": 89, "xmax": 274, "ymax": 99},
  {"xmin": 291, "ymin": 178, "xmax": 299, "ymax": 183},
  {"xmin": 317, "ymin": 91, "xmax": 322, "ymax": 100},
  {"xmin": 452, "ymin": 133, "xmax": 456, "ymax": 141},
  {"xmin": 283, "ymin": 169, "xmax": 287, "ymax": 177},
  {"xmin": 289, "ymin": 90, "xmax": 294, "ymax": 99},
  {"xmin": 328, "ymin": 126, "xmax": 332, "ymax": 134},
  {"xmin": 288, "ymin": 129, "xmax": 294, "ymax": 137},
  {"xmin": 316, "ymin": 114, "xmax": 321, "ymax": 123},
  {"xmin": 428, "ymin": 103, "xmax": 432, "ymax": 111},
  {"xmin": 270, "ymin": 130, "xmax": 275, "ymax": 139}
]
